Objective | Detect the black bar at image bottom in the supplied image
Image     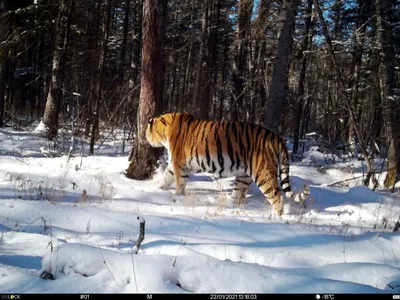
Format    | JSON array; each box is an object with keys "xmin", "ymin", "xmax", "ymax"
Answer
[{"xmin": 0, "ymin": 294, "xmax": 399, "ymax": 300}]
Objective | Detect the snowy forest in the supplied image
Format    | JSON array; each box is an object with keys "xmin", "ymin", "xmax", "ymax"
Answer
[
  {"xmin": 1, "ymin": 0, "xmax": 399, "ymax": 184},
  {"xmin": 2, "ymin": 0, "xmax": 400, "ymax": 294}
]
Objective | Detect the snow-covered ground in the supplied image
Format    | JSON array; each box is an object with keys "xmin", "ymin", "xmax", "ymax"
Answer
[{"xmin": 1, "ymin": 124, "xmax": 400, "ymax": 294}]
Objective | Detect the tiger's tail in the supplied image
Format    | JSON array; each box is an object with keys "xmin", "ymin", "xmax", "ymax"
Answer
[{"xmin": 278, "ymin": 140, "xmax": 310, "ymax": 203}]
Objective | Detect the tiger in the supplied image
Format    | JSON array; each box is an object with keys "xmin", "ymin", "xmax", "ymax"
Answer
[{"xmin": 145, "ymin": 112, "xmax": 310, "ymax": 216}]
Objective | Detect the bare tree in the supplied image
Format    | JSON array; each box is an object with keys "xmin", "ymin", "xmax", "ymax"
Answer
[
  {"xmin": 313, "ymin": 0, "xmax": 377, "ymax": 187},
  {"xmin": 0, "ymin": 0, "xmax": 10, "ymax": 127},
  {"xmin": 231, "ymin": 0, "xmax": 253, "ymax": 121},
  {"xmin": 42, "ymin": 0, "xmax": 74, "ymax": 139},
  {"xmin": 89, "ymin": 0, "xmax": 112, "ymax": 155},
  {"xmin": 125, "ymin": 0, "xmax": 167, "ymax": 180},
  {"xmin": 347, "ymin": 0, "xmax": 371, "ymax": 154},
  {"xmin": 263, "ymin": 0, "xmax": 297, "ymax": 134},
  {"xmin": 192, "ymin": 0, "xmax": 209, "ymax": 116},
  {"xmin": 293, "ymin": 0, "xmax": 313, "ymax": 154},
  {"xmin": 376, "ymin": 0, "xmax": 400, "ymax": 187}
]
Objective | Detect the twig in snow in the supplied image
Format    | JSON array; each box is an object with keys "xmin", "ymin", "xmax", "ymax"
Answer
[
  {"xmin": 130, "ymin": 252, "xmax": 139, "ymax": 293},
  {"xmin": 173, "ymin": 226, "xmax": 189, "ymax": 267},
  {"xmin": 133, "ymin": 216, "xmax": 145, "ymax": 254},
  {"xmin": 96, "ymin": 240, "xmax": 119, "ymax": 287},
  {"xmin": 392, "ymin": 247, "xmax": 400, "ymax": 270}
]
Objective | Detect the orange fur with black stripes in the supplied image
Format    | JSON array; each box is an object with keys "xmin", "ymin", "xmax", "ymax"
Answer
[{"xmin": 146, "ymin": 112, "xmax": 310, "ymax": 216}]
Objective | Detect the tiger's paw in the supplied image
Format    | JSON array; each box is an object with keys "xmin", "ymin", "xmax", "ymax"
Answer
[
  {"xmin": 273, "ymin": 206, "xmax": 283, "ymax": 217},
  {"xmin": 157, "ymin": 181, "xmax": 172, "ymax": 190},
  {"xmin": 174, "ymin": 188, "xmax": 186, "ymax": 196},
  {"xmin": 233, "ymin": 196, "xmax": 247, "ymax": 206}
]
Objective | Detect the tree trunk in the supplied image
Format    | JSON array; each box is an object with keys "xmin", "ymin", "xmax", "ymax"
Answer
[
  {"xmin": 263, "ymin": 0, "xmax": 297, "ymax": 134},
  {"xmin": 0, "ymin": 0, "xmax": 10, "ymax": 127},
  {"xmin": 117, "ymin": 0, "xmax": 130, "ymax": 98},
  {"xmin": 219, "ymin": 38, "xmax": 229, "ymax": 120},
  {"xmin": 129, "ymin": 0, "xmax": 143, "ymax": 118},
  {"xmin": 0, "ymin": 58, "xmax": 8, "ymax": 128},
  {"xmin": 231, "ymin": 0, "xmax": 253, "ymax": 121},
  {"xmin": 89, "ymin": 0, "xmax": 112, "ymax": 155},
  {"xmin": 293, "ymin": 0, "xmax": 313, "ymax": 153},
  {"xmin": 125, "ymin": 0, "xmax": 167, "ymax": 180},
  {"xmin": 182, "ymin": 4, "xmax": 194, "ymax": 111},
  {"xmin": 192, "ymin": 0, "xmax": 209, "ymax": 116},
  {"xmin": 376, "ymin": 0, "xmax": 400, "ymax": 187},
  {"xmin": 42, "ymin": 0, "xmax": 74, "ymax": 139},
  {"xmin": 200, "ymin": 0, "xmax": 219, "ymax": 120},
  {"xmin": 347, "ymin": 0, "xmax": 371, "ymax": 155}
]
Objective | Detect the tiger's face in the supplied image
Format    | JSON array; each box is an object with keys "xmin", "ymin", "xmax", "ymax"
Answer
[{"xmin": 145, "ymin": 115, "xmax": 171, "ymax": 147}]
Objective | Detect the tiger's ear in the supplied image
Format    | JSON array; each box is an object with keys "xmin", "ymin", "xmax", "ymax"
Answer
[{"xmin": 148, "ymin": 117, "xmax": 153, "ymax": 124}]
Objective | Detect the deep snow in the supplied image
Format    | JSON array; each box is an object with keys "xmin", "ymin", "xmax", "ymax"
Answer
[{"xmin": 1, "ymin": 124, "xmax": 400, "ymax": 294}]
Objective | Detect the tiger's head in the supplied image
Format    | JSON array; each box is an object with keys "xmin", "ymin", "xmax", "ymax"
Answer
[{"xmin": 145, "ymin": 113, "xmax": 174, "ymax": 148}]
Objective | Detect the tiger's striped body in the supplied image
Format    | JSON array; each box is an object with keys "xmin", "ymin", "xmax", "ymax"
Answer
[{"xmin": 146, "ymin": 112, "xmax": 310, "ymax": 216}]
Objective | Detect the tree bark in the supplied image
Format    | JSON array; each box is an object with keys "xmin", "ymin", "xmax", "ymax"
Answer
[
  {"xmin": 89, "ymin": 0, "xmax": 112, "ymax": 155},
  {"xmin": 347, "ymin": 0, "xmax": 371, "ymax": 155},
  {"xmin": 293, "ymin": 0, "xmax": 313, "ymax": 154},
  {"xmin": 0, "ymin": 0, "xmax": 11, "ymax": 127},
  {"xmin": 192, "ymin": 0, "xmax": 209, "ymax": 116},
  {"xmin": 231, "ymin": 0, "xmax": 253, "ymax": 121},
  {"xmin": 375, "ymin": 0, "xmax": 400, "ymax": 187},
  {"xmin": 200, "ymin": 0, "xmax": 219, "ymax": 120},
  {"xmin": 263, "ymin": 0, "xmax": 297, "ymax": 134},
  {"xmin": 42, "ymin": 0, "xmax": 74, "ymax": 139},
  {"xmin": 126, "ymin": 0, "xmax": 166, "ymax": 180},
  {"xmin": 117, "ymin": 0, "xmax": 130, "ymax": 96}
]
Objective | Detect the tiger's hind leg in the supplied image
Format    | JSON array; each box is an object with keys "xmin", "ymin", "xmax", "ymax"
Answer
[
  {"xmin": 232, "ymin": 176, "xmax": 252, "ymax": 205},
  {"xmin": 255, "ymin": 171, "xmax": 283, "ymax": 216}
]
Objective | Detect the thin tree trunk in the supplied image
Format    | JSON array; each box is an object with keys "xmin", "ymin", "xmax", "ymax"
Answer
[
  {"xmin": 89, "ymin": 0, "xmax": 112, "ymax": 155},
  {"xmin": 0, "ymin": 0, "xmax": 11, "ymax": 127},
  {"xmin": 263, "ymin": 0, "xmax": 297, "ymax": 134},
  {"xmin": 192, "ymin": 1, "xmax": 209, "ymax": 116},
  {"xmin": 0, "ymin": 58, "xmax": 8, "ymax": 127},
  {"xmin": 375, "ymin": 0, "xmax": 400, "ymax": 187},
  {"xmin": 126, "ymin": 0, "xmax": 167, "ymax": 180},
  {"xmin": 231, "ymin": 0, "xmax": 253, "ymax": 121},
  {"xmin": 347, "ymin": 0, "xmax": 371, "ymax": 155},
  {"xmin": 200, "ymin": 0, "xmax": 219, "ymax": 120},
  {"xmin": 219, "ymin": 38, "xmax": 229, "ymax": 120},
  {"xmin": 293, "ymin": 0, "xmax": 313, "ymax": 153},
  {"xmin": 182, "ymin": 5, "xmax": 194, "ymax": 111},
  {"xmin": 128, "ymin": 0, "xmax": 142, "ymax": 129},
  {"xmin": 42, "ymin": 0, "xmax": 74, "ymax": 139},
  {"xmin": 117, "ymin": 0, "xmax": 130, "ymax": 97}
]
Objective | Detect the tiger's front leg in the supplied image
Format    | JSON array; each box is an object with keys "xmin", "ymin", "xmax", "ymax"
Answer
[
  {"xmin": 172, "ymin": 162, "xmax": 189, "ymax": 195},
  {"xmin": 158, "ymin": 165, "xmax": 175, "ymax": 190}
]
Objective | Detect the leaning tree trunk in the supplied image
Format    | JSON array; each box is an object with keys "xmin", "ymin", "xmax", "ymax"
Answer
[
  {"xmin": 0, "ymin": 0, "xmax": 11, "ymax": 127},
  {"xmin": 263, "ymin": 0, "xmax": 297, "ymax": 134},
  {"xmin": 125, "ymin": 0, "xmax": 167, "ymax": 180},
  {"xmin": 292, "ymin": 0, "xmax": 313, "ymax": 154},
  {"xmin": 376, "ymin": 0, "xmax": 400, "ymax": 188},
  {"xmin": 42, "ymin": 0, "xmax": 74, "ymax": 140}
]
